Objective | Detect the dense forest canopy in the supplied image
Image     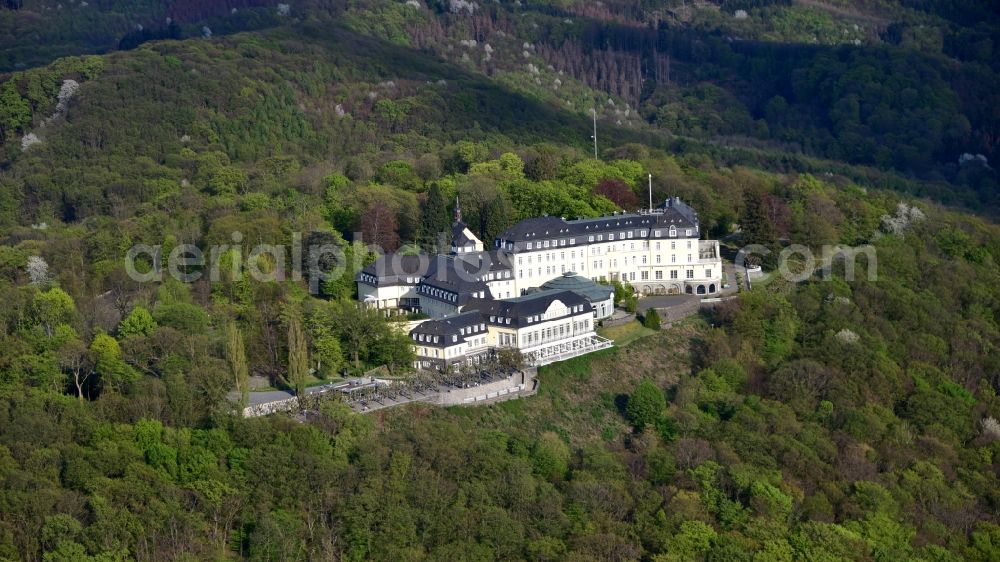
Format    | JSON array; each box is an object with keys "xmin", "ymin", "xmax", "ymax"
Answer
[
  {"xmin": 1, "ymin": 0, "xmax": 997, "ymax": 208},
  {"xmin": 0, "ymin": 1, "xmax": 998, "ymax": 561}
]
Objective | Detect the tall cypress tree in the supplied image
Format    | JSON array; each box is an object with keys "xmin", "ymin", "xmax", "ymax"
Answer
[
  {"xmin": 226, "ymin": 322, "xmax": 249, "ymax": 410},
  {"xmin": 421, "ymin": 182, "xmax": 451, "ymax": 249},
  {"xmin": 741, "ymin": 188, "xmax": 776, "ymax": 248},
  {"xmin": 287, "ymin": 316, "xmax": 309, "ymax": 397}
]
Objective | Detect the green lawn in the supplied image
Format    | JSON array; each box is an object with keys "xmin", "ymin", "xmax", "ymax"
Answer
[{"xmin": 598, "ymin": 320, "xmax": 656, "ymax": 347}]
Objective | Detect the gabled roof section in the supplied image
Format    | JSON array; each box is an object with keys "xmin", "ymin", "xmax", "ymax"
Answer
[
  {"xmin": 452, "ymin": 221, "xmax": 480, "ymax": 248},
  {"xmin": 410, "ymin": 311, "xmax": 488, "ymax": 347},
  {"xmin": 357, "ymin": 253, "xmax": 429, "ymax": 287},
  {"xmin": 496, "ymin": 197, "xmax": 701, "ymax": 245},
  {"xmin": 464, "ymin": 289, "xmax": 590, "ymax": 328},
  {"xmin": 418, "ymin": 255, "xmax": 490, "ymax": 305}
]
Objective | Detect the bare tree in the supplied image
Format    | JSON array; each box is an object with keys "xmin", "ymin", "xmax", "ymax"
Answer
[
  {"xmin": 58, "ymin": 338, "xmax": 92, "ymax": 401},
  {"xmin": 360, "ymin": 201, "xmax": 401, "ymax": 251}
]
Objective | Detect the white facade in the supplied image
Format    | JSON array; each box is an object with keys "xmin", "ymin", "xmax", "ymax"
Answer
[
  {"xmin": 411, "ymin": 291, "xmax": 612, "ymax": 370},
  {"xmin": 413, "ymin": 319, "xmax": 491, "ymax": 370},
  {"xmin": 358, "ymin": 280, "xmax": 419, "ymax": 310},
  {"xmin": 495, "ymin": 200, "xmax": 724, "ymax": 296},
  {"xmin": 359, "ymin": 199, "xmax": 725, "ymax": 320},
  {"xmin": 508, "ymin": 236, "xmax": 720, "ymax": 295}
]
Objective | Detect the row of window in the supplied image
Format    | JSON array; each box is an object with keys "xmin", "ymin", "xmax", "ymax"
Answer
[
  {"xmin": 367, "ymin": 267, "xmax": 514, "ymax": 286},
  {"xmin": 629, "ymin": 269, "xmax": 711, "ymax": 281},
  {"xmin": 517, "ymin": 262, "xmax": 712, "ymax": 281},
  {"xmin": 489, "ymin": 314, "xmax": 513, "ymax": 326},
  {"xmin": 459, "ymin": 323, "xmax": 486, "ymax": 337},
  {"xmin": 418, "ymin": 284, "xmax": 456, "ymax": 302},
  {"xmin": 526, "ymin": 303, "xmax": 587, "ymax": 324},
  {"xmin": 413, "ymin": 329, "xmax": 490, "ymax": 347},
  {"xmin": 517, "ymin": 240, "xmax": 695, "ymax": 265},
  {"xmin": 418, "ymin": 345, "xmax": 466, "ymax": 359},
  {"xmin": 414, "ymin": 318, "xmax": 593, "ymax": 355},
  {"xmin": 519, "ymin": 226, "xmax": 695, "ymax": 251},
  {"xmin": 521, "ymin": 320, "xmax": 591, "ymax": 346}
]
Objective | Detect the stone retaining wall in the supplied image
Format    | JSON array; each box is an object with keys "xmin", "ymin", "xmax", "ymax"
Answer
[
  {"xmin": 602, "ymin": 312, "xmax": 636, "ymax": 327},
  {"xmin": 430, "ymin": 368, "xmax": 538, "ymax": 407},
  {"xmin": 656, "ymin": 297, "xmax": 701, "ymax": 323},
  {"xmin": 244, "ymin": 396, "xmax": 299, "ymax": 418}
]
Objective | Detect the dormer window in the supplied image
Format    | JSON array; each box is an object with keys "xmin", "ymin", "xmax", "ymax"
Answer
[{"xmin": 669, "ymin": 226, "xmax": 677, "ymax": 237}]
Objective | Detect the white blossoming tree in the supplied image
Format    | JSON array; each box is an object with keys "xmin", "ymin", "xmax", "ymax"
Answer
[{"xmin": 26, "ymin": 256, "xmax": 49, "ymax": 285}]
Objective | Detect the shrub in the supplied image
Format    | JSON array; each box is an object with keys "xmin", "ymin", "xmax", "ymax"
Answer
[
  {"xmin": 626, "ymin": 379, "xmax": 666, "ymax": 432},
  {"xmin": 643, "ymin": 308, "xmax": 661, "ymax": 330}
]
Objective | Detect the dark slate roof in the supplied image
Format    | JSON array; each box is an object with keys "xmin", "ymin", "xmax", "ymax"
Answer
[
  {"xmin": 452, "ymin": 221, "xmax": 478, "ymax": 247},
  {"xmin": 538, "ymin": 272, "xmax": 615, "ymax": 303},
  {"xmin": 415, "ymin": 251, "xmax": 516, "ymax": 305},
  {"xmin": 410, "ymin": 311, "xmax": 488, "ymax": 347},
  {"xmin": 464, "ymin": 289, "xmax": 591, "ymax": 328},
  {"xmin": 483, "ymin": 250, "xmax": 514, "ymax": 273},
  {"xmin": 418, "ymin": 255, "xmax": 490, "ymax": 305},
  {"xmin": 358, "ymin": 250, "xmax": 511, "ymax": 294},
  {"xmin": 498, "ymin": 216, "xmax": 567, "ymax": 240},
  {"xmin": 357, "ymin": 253, "xmax": 431, "ymax": 287},
  {"xmin": 495, "ymin": 197, "xmax": 701, "ymax": 250},
  {"xmin": 451, "ymin": 252, "xmax": 512, "ymax": 276}
]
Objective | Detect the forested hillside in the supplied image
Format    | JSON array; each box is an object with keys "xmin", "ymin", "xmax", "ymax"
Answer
[{"xmin": 0, "ymin": 1, "xmax": 998, "ymax": 561}]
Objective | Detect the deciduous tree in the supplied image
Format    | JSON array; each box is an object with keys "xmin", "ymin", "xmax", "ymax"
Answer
[
  {"xmin": 118, "ymin": 306, "xmax": 156, "ymax": 339},
  {"xmin": 359, "ymin": 201, "xmax": 401, "ymax": 251},
  {"xmin": 595, "ymin": 178, "xmax": 641, "ymax": 210},
  {"xmin": 626, "ymin": 379, "xmax": 666, "ymax": 432}
]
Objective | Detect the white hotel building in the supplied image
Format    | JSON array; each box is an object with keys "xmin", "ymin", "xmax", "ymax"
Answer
[
  {"xmin": 358, "ymin": 197, "xmax": 722, "ymax": 313},
  {"xmin": 357, "ymin": 197, "xmax": 722, "ymax": 368},
  {"xmin": 495, "ymin": 197, "xmax": 722, "ymax": 297},
  {"xmin": 409, "ymin": 289, "xmax": 612, "ymax": 370}
]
